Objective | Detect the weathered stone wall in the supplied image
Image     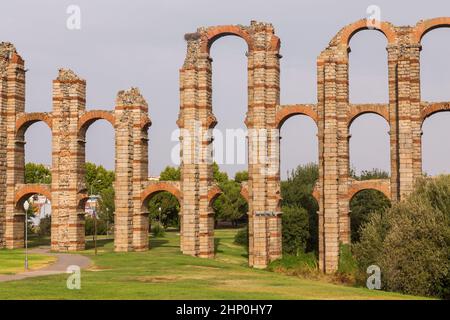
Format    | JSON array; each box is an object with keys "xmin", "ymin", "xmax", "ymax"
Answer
[
  {"xmin": 0, "ymin": 53, "xmax": 152, "ymax": 252},
  {"xmin": 179, "ymin": 21, "xmax": 282, "ymax": 268},
  {"xmin": 1, "ymin": 18, "xmax": 449, "ymax": 273}
]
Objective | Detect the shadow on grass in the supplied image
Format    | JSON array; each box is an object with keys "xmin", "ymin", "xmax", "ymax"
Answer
[
  {"xmin": 28, "ymin": 236, "xmax": 51, "ymax": 248},
  {"xmin": 149, "ymin": 238, "xmax": 170, "ymax": 248},
  {"xmin": 214, "ymin": 237, "xmax": 221, "ymax": 253},
  {"xmin": 85, "ymin": 237, "xmax": 114, "ymax": 250}
]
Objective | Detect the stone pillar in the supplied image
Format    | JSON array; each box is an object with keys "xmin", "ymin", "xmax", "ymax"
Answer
[
  {"xmin": 3, "ymin": 45, "xmax": 26, "ymax": 249},
  {"xmin": 178, "ymin": 35, "xmax": 214, "ymax": 257},
  {"xmin": 317, "ymin": 51, "xmax": 341, "ymax": 273},
  {"xmin": 114, "ymin": 88, "xmax": 149, "ymax": 252},
  {"xmin": 0, "ymin": 46, "xmax": 6, "ymax": 248},
  {"xmin": 179, "ymin": 22, "xmax": 282, "ymax": 267},
  {"xmin": 335, "ymin": 50, "xmax": 351, "ymax": 246},
  {"xmin": 51, "ymin": 69, "xmax": 86, "ymax": 251},
  {"xmin": 247, "ymin": 30, "xmax": 282, "ymax": 268},
  {"xmin": 388, "ymin": 41, "xmax": 422, "ymax": 201}
]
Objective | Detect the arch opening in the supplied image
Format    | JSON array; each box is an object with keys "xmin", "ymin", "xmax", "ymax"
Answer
[
  {"xmin": 82, "ymin": 119, "xmax": 116, "ymax": 242},
  {"xmin": 348, "ymin": 30, "xmax": 388, "ymax": 104},
  {"xmin": 422, "ymin": 112, "xmax": 450, "ymax": 175},
  {"xmin": 349, "ymin": 189, "xmax": 391, "ymax": 243},
  {"xmin": 420, "ymin": 28, "xmax": 450, "ymax": 102},
  {"xmin": 14, "ymin": 191, "xmax": 52, "ymax": 248},
  {"xmin": 210, "ymin": 36, "xmax": 248, "ymax": 178},
  {"xmin": 22, "ymin": 121, "xmax": 52, "ymax": 182},
  {"xmin": 143, "ymin": 190, "xmax": 181, "ymax": 237},
  {"xmin": 349, "ymin": 113, "xmax": 390, "ymax": 176}
]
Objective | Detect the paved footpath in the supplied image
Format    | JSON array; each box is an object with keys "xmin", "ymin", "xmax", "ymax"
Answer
[{"xmin": 0, "ymin": 247, "xmax": 92, "ymax": 282}]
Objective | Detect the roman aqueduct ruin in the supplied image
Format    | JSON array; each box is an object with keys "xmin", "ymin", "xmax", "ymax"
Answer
[{"xmin": 1, "ymin": 18, "xmax": 449, "ymax": 273}]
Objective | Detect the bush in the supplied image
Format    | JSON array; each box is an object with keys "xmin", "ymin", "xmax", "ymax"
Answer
[
  {"xmin": 152, "ymin": 222, "xmax": 165, "ymax": 238},
  {"xmin": 282, "ymin": 205, "xmax": 310, "ymax": 255},
  {"xmin": 353, "ymin": 175, "xmax": 450, "ymax": 298},
  {"xmin": 234, "ymin": 227, "xmax": 248, "ymax": 247},
  {"xmin": 85, "ymin": 216, "xmax": 108, "ymax": 236},
  {"xmin": 268, "ymin": 253, "xmax": 318, "ymax": 278}
]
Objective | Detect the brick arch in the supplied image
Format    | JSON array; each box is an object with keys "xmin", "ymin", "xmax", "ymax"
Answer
[
  {"xmin": 78, "ymin": 110, "xmax": 115, "ymax": 136},
  {"xmin": 338, "ymin": 19, "xmax": 397, "ymax": 47},
  {"xmin": 141, "ymin": 182, "xmax": 182, "ymax": 208},
  {"xmin": 275, "ymin": 105, "xmax": 319, "ymax": 129},
  {"xmin": 348, "ymin": 179, "xmax": 391, "ymax": 202},
  {"xmin": 15, "ymin": 112, "xmax": 52, "ymax": 138},
  {"xmin": 207, "ymin": 185, "xmax": 222, "ymax": 207},
  {"xmin": 413, "ymin": 17, "xmax": 450, "ymax": 44},
  {"xmin": 15, "ymin": 184, "xmax": 52, "ymax": 208},
  {"xmin": 240, "ymin": 184, "xmax": 249, "ymax": 202},
  {"xmin": 201, "ymin": 25, "xmax": 254, "ymax": 54},
  {"xmin": 347, "ymin": 104, "xmax": 390, "ymax": 128},
  {"xmin": 421, "ymin": 102, "xmax": 450, "ymax": 125}
]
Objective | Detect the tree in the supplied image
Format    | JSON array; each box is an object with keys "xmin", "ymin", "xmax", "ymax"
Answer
[
  {"xmin": 281, "ymin": 163, "xmax": 319, "ymax": 253},
  {"xmin": 212, "ymin": 180, "xmax": 248, "ymax": 226},
  {"xmin": 354, "ymin": 175, "xmax": 450, "ymax": 298},
  {"xmin": 25, "ymin": 163, "xmax": 51, "ymax": 184},
  {"xmin": 159, "ymin": 166, "xmax": 180, "ymax": 181},
  {"xmin": 84, "ymin": 163, "xmax": 115, "ymax": 235},
  {"xmin": 281, "ymin": 205, "xmax": 310, "ymax": 256},
  {"xmin": 234, "ymin": 171, "xmax": 248, "ymax": 183},
  {"xmin": 85, "ymin": 162, "xmax": 115, "ymax": 195},
  {"xmin": 98, "ymin": 186, "xmax": 115, "ymax": 226},
  {"xmin": 212, "ymin": 162, "xmax": 228, "ymax": 183}
]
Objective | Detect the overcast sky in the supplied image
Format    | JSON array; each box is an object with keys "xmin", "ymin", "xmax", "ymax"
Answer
[{"xmin": 0, "ymin": 0, "xmax": 449, "ymax": 179}]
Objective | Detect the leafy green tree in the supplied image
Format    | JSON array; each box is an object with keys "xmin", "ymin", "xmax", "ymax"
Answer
[
  {"xmin": 281, "ymin": 163, "xmax": 319, "ymax": 253},
  {"xmin": 354, "ymin": 175, "xmax": 450, "ymax": 298},
  {"xmin": 25, "ymin": 163, "xmax": 51, "ymax": 184},
  {"xmin": 98, "ymin": 186, "xmax": 115, "ymax": 227},
  {"xmin": 159, "ymin": 166, "xmax": 180, "ymax": 181},
  {"xmin": 281, "ymin": 205, "xmax": 310, "ymax": 256},
  {"xmin": 234, "ymin": 171, "xmax": 248, "ymax": 183},
  {"xmin": 213, "ymin": 180, "xmax": 248, "ymax": 226},
  {"xmin": 85, "ymin": 162, "xmax": 115, "ymax": 195},
  {"xmin": 212, "ymin": 162, "xmax": 228, "ymax": 183}
]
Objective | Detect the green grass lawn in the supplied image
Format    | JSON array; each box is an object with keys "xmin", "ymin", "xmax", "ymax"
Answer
[
  {"xmin": 0, "ymin": 250, "xmax": 56, "ymax": 275},
  {"xmin": 0, "ymin": 229, "xmax": 427, "ymax": 299}
]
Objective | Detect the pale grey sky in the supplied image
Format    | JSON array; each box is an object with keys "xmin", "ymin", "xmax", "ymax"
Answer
[{"xmin": 0, "ymin": 0, "xmax": 449, "ymax": 179}]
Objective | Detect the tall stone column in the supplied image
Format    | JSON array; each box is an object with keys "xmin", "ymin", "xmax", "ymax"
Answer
[
  {"xmin": 247, "ymin": 31, "xmax": 282, "ymax": 268},
  {"xmin": 114, "ymin": 88, "xmax": 149, "ymax": 252},
  {"xmin": 317, "ymin": 51, "xmax": 341, "ymax": 273},
  {"xmin": 51, "ymin": 69, "xmax": 85, "ymax": 251},
  {"xmin": 3, "ymin": 44, "xmax": 26, "ymax": 249},
  {"xmin": 388, "ymin": 41, "xmax": 422, "ymax": 201},
  {"xmin": 0, "ymin": 44, "xmax": 9, "ymax": 248},
  {"xmin": 178, "ymin": 32, "xmax": 214, "ymax": 257}
]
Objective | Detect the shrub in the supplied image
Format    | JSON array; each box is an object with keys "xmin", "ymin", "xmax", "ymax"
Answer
[
  {"xmin": 268, "ymin": 253, "xmax": 318, "ymax": 278},
  {"xmin": 152, "ymin": 222, "xmax": 165, "ymax": 238},
  {"xmin": 234, "ymin": 226, "xmax": 248, "ymax": 247},
  {"xmin": 353, "ymin": 175, "xmax": 450, "ymax": 298},
  {"xmin": 282, "ymin": 205, "xmax": 310, "ymax": 255}
]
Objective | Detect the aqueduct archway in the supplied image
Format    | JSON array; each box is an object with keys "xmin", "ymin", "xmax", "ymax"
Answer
[{"xmin": 1, "ymin": 18, "xmax": 449, "ymax": 273}]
